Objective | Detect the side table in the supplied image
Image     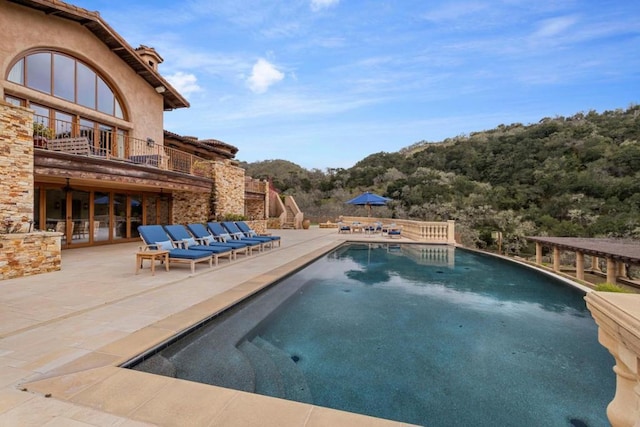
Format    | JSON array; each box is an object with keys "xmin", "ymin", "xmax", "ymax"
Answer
[{"xmin": 136, "ymin": 250, "xmax": 169, "ymax": 275}]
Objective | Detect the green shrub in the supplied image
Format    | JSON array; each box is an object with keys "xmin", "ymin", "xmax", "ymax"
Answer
[
  {"xmin": 221, "ymin": 213, "xmax": 247, "ymax": 221},
  {"xmin": 594, "ymin": 283, "xmax": 633, "ymax": 293}
]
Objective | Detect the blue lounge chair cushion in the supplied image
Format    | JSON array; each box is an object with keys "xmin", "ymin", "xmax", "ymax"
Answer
[
  {"xmin": 223, "ymin": 222, "xmax": 272, "ymax": 243},
  {"xmin": 236, "ymin": 221, "xmax": 281, "ymax": 242},
  {"xmin": 168, "ymin": 248, "xmax": 211, "ymax": 260},
  {"xmin": 213, "ymin": 222, "xmax": 266, "ymax": 246}
]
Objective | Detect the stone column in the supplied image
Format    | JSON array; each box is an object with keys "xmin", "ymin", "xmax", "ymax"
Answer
[
  {"xmin": 585, "ymin": 292, "xmax": 640, "ymax": 427},
  {"xmin": 617, "ymin": 261, "xmax": 627, "ymax": 278},
  {"xmin": 0, "ymin": 100, "xmax": 34, "ymax": 230},
  {"xmin": 553, "ymin": 246, "xmax": 561, "ymax": 272},
  {"xmin": 607, "ymin": 258, "xmax": 617, "ymax": 284},
  {"xmin": 575, "ymin": 251, "xmax": 585, "ymax": 281},
  {"xmin": 447, "ymin": 220, "xmax": 455, "ymax": 244},
  {"xmin": 535, "ymin": 242, "xmax": 542, "ymax": 264},
  {"xmin": 593, "ymin": 256, "xmax": 602, "ymax": 272},
  {"xmin": 0, "ymin": 101, "xmax": 61, "ymax": 279}
]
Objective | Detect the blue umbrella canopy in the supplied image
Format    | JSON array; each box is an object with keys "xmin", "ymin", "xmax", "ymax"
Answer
[
  {"xmin": 346, "ymin": 191, "xmax": 390, "ymax": 218},
  {"xmin": 346, "ymin": 191, "xmax": 390, "ymax": 206}
]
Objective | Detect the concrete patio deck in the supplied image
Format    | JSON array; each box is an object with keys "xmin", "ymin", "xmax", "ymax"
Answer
[{"xmin": 0, "ymin": 227, "xmax": 416, "ymax": 426}]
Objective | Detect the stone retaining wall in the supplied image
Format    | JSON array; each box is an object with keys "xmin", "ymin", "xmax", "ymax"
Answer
[{"xmin": 0, "ymin": 232, "xmax": 61, "ymax": 279}]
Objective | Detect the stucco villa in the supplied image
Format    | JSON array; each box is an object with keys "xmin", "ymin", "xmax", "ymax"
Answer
[{"xmin": 0, "ymin": 0, "xmax": 289, "ymax": 277}]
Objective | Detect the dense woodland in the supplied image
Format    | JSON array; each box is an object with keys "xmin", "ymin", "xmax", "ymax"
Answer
[{"xmin": 241, "ymin": 105, "xmax": 640, "ymax": 255}]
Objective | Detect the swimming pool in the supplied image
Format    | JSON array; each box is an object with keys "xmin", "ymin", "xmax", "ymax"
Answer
[{"xmin": 132, "ymin": 243, "xmax": 614, "ymax": 426}]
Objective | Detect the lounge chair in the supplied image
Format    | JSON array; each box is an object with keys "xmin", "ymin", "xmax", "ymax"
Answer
[
  {"xmin": 137, "ymin": 225, "xmax": 213, "ymax": 273},
  {"xmin": 338, "ymin": 222, "xmax": 351, "ymax": 234},
  {"xmin": 163, "ymin": 224, "xmax": 234, "ymax": 263},
  {"xmin": 187, "ymin": 223, "xmax": 252, "ymax": 256},
  {"xmin": 221, "ymin": 221, "xmax": 275, "ymax": 249},
  {"xmin": 208, "ymin": 221, "xmax": 266, "ymax": 251},
  {"xmin": 235, "ymin": 221, "xmax": 281, "ymax": 247},
  {"xmin": 388, "ymin": 226, "xmax": 402, "ymax": 239}
]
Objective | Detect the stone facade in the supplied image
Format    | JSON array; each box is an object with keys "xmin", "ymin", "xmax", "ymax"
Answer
[
  {"xmin": 172, "ymin": 191, "xmax": 209, "ymax": 225},
  {"xmin": 212, "ymin": 160, "xmax": 245, "ymax": 217},
  {"xmin": 0, "ymin": 232, "xmax": 61, "ymax": 279},
  {"xmin": 0, "ymin": 101, "xmax": 33, "ymax": 230},
  {"xmin": 0, "ymin": 102, "xmax": 61, "ymax": 278}
]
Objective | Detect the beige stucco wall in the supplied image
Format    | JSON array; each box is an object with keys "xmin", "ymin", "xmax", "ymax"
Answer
[{"xmin": 0, "ymin": 1, "xmax": 164, "ymax": 144}]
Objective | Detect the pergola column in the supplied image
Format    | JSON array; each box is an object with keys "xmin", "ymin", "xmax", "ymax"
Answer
[
  {"xmin": 535, "ymin": 242, "xmax": 542, "ymax": 264},
  {"xmin": 617, "ymin": 262, "xmax": 626, "ymax": 278},
  {"xmin": 553, "ymin": 246, "xmax": 561, "ymax": 272},
  {"xmin": 575, "ymin": 251, "xmax": 585, "ymax": 281},
  {"xmin": 606, "ymin": 257, "xmax": 617, "ymax": 284},
  {"xmin": 593, "ymin": 256, "xmax": 601, "ymax": 272}
]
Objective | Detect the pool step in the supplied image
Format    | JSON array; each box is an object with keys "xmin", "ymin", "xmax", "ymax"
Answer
[
  {"xmin": 237, "ymin": 339, "xmax": 285, "ymax": 398},
  {"xmin": 174, "ymin": 343, "xmax": 256, "ymax": 393},
  {"xmin": 251, "ymin": 336, "xmax": 313, "ymax": 403}
]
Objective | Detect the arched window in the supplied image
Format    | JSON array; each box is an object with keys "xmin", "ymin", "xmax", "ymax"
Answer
[{"xmin": 7, "ymin": 51, "xmax": 124, "ymax": 119}]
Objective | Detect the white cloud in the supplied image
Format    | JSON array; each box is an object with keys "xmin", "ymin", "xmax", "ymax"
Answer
[
  {"xmin": 310, "ymin": 0, "xmax": 339, "ymax": 12},
  {"xmin": 532, "ymin": 16, "xmax": 577, "ymax": 39},
  {"xmin": 165, "ymin": 71, "xmax": 201, "ymax": 95},
  {"xmin": 247, "ymin": 59, "xmax": 284, "ymax": 94}
]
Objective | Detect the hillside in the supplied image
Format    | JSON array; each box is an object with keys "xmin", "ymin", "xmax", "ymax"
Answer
[{"xmin": 243, "ymin": 105, "xmax": 640, "ymax": 253}]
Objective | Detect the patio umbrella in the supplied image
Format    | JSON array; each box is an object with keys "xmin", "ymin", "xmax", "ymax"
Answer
[{"xmin": 346, "ymin": 191, "xmax": 390, "ymax": 218}]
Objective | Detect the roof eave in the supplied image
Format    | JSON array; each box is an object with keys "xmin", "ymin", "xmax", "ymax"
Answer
[{"xmin": 8, "ymin": 0, "xmax": 190, "ymax": 110}]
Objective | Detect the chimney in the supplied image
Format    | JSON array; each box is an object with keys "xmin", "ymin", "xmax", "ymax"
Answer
[{"xmin": 135, "ymin": 45, "xmax": 163, "ymax": 72}]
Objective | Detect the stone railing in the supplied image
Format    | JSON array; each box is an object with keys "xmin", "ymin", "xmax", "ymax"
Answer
[
  {"xmin": 585, "ymin": 292, "xmax": 640, "ymax": 427},
  {"xmin": 339, "ymin": 217, "xmax": 455, "ymax": 244}
]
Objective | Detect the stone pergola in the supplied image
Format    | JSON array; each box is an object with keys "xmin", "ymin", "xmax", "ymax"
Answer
[{"xmin": 527, "ymin": 236, "xmax": 640, "ymax": 286}]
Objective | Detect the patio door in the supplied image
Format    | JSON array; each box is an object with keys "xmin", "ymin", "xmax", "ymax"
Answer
[
  {"xmin": 68, "ymin": 189, "xmax": 90, "ymax": 246},
  {"xmin": 45, "ymin": 188, "xmax": 70, "ymax": 247}
]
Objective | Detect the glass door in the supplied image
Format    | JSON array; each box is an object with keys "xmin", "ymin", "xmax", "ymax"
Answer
[
  {"xmin": 45, "ymin": 188, "xmax": 70, "ymax": 247},
  {"xmin": 114, "ymin": 193, "xmax": 127, "ymax": 240},
  {"xmin": 69, "ymin": 190, "xmax": 90, "ymax": 245},
  {"xmin": 93, "ymin": 191, "xmax": 111, "ymax": 242},
  {"xmin": 130, "ymin": 195, "xmax": 142, "ymax": 238}
]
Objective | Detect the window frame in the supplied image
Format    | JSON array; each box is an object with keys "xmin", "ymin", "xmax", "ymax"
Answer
[{"xmin": 7, "ymin": 50, "xmax": 125, "ymax": 120}]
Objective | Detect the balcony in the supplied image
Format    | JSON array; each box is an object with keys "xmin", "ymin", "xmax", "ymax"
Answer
[{"xmin": 32, "ymin": 115, "xmax": 208, "ymax": 178}]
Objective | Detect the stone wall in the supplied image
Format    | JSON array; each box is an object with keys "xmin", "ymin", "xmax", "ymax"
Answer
[
  {"xmin": 245, "ymin": 199, "xmax": 264, "ymax": 220},
  {"xmin": 212, "ymin": 160, "xmax": 245, "ymax": 217},
  {"xmin": 0, "ymin": 102, "xmax": 61, "ymax": 279},
  {"xmin": 0, "ymin": 232, "xmax": 61, "ymax": 279},
  {"xmin": 0, "ymin": 101, "xmax": 34, "ymax": 231},
  {"xmin": 172, "ymin": 191, "xmax": 209, "ymax": 225}
]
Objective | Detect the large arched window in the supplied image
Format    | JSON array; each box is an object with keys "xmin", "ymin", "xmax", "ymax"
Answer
[{"xmin": 7, "ymin": 51, "xmax": 124, "ymax": 119}]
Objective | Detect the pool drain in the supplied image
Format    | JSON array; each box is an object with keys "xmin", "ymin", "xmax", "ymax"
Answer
[
  {"xmin": 291, "ymin": 355, "xmax": 300, "ymax": 363},
  {"xmin": 568, "ymin": 418, "xmax": 589, "ymax": 427}
]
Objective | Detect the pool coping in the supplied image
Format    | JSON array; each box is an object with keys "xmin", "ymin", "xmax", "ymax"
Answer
[{"xmin": 19, "ymin": 240, "xmax": 416, "ymax": 427}]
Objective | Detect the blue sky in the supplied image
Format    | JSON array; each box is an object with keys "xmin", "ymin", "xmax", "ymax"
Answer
[{"xmin": 74, "ymin": 0, "xmax": 639, "ymax": 170}]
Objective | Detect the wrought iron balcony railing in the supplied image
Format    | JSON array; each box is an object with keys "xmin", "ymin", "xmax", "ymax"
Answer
[{"xmin": 32, "ymin": 115, "xmax": 206, "ymax": 177}]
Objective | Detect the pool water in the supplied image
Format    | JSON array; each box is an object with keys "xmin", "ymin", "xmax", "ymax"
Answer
[{"xmin": 133, "ymin": 243, "xmax": 615, "ymax": 427}]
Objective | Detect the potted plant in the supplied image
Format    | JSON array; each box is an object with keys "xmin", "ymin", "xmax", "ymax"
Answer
[{"xmin": 33, "ymin": 123, "xmax": 55, "ymax": 148}]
